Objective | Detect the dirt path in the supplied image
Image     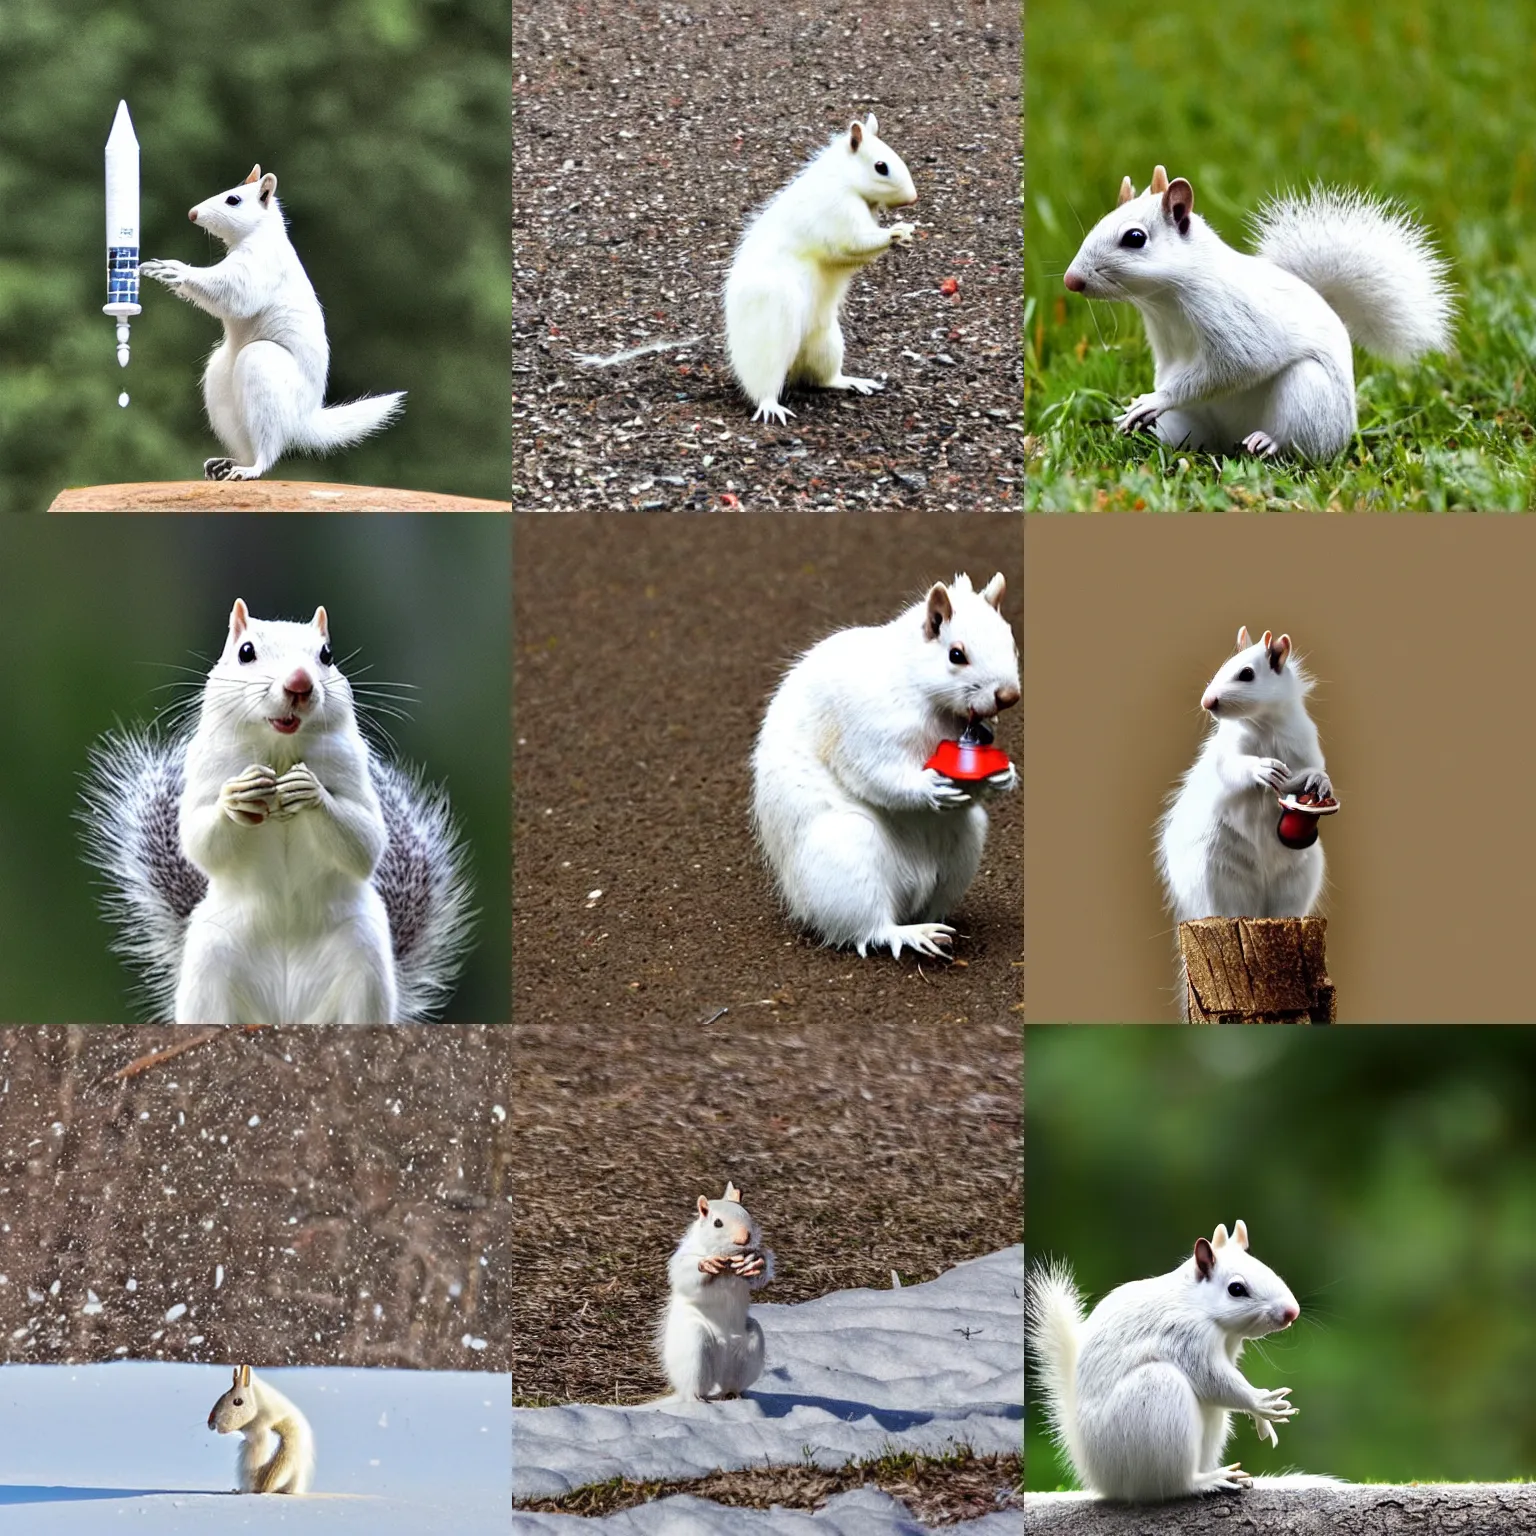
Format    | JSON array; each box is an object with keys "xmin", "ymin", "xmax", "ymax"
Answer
[
  {"xmin": 514, "ymin": 0, "xmax": 1022, "ymax": 510},
  {"xmin": 512, "ymin": 510, "xmax": 1021, "ymax": 1402}
]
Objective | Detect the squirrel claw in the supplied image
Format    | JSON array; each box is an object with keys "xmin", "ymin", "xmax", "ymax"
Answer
[
  {"xmin": 1241, "ymin": 430, "xmax": 1280, "ymax": 458},
  {"xmin": 1116, "ymin": 394, "xmax": 1163, "ymax": 434},
  {"xmin": 751, "ymin": 401, "xmax": 795, "ymax": 425}
]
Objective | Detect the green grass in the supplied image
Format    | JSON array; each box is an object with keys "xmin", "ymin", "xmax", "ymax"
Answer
[{"xmin": 1025, "ymin": 0, "xmax": 1536, "ymax": 510}]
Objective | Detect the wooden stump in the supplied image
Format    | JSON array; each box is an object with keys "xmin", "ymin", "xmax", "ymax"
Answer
[
  {"xmin": 48, "ymin": 481, "xmax": 511, "ymax": 512},
  {"xmin": 1179, "ymin": 916, "xmax": 1335, "ymax": 1024}
]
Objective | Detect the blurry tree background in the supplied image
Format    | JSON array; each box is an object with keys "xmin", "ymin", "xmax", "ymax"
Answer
[
  {"xmin": 0, "ymin": 513, "xmax": 510, "ymax": 1022},
  {"xmin": 1027, "ymin": 1027, "xmax": 1536, "ymax": 1486},
  {"xmin": 0, "ymin": 0, "xmax": 509, "ymax": 510}
]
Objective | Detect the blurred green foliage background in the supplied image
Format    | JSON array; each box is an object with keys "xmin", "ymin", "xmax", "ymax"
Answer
[
  {"xmin": 0, "ymin": 0, "xmax": 509, "ymax": 511},
  {"xmin": 0, "ymin": 513, "xmax": 509, "ymax": 1022},
  {"xmin": 1027, "ymin": 1027, "xmax": 1536, "ymax": 1485},
  {"xmin": 1025, "ymin": 0, "xmax": 1536, "ymax": 508}
]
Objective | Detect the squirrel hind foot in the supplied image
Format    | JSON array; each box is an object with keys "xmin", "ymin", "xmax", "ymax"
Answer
[
  {"xmin": 203, "ymin": 457, "xmax": 238, "ymax": 480},
  {"xmin": 882, "ymin": 921, "xmax": 955, "ymax": 960},
  {"xmin": 751, "ymin": 401, "xmax": 795, "ymax": 425}
]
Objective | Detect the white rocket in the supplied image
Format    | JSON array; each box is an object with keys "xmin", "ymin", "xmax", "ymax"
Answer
[{"xmin": 104, "ymin": 100, "xmax": 141, "ymax": 371}]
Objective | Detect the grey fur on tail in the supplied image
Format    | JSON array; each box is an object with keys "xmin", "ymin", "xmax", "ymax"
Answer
[{"xmin": 78, "ymin": 727, "xmax": 476, "ymax": 1023}]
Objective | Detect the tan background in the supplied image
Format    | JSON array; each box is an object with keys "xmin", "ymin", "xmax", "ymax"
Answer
[{"xmin": 1025, "ymin": 516, "xmax": 1536, "ymax": 1023}]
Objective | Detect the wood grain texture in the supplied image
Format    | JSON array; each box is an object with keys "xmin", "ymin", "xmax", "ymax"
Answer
[
  {"xmin": 49, "ymin": 481, "xmax": 511, "ymax": 512},
  {"xmin": 1180, "ymin": 917, "xmax": 1335, "ymax": 1024}
]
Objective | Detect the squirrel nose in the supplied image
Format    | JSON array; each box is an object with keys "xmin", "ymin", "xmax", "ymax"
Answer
[
  {"xmin": 1064, "ymin": 271, "xmax": 1086, "ymax": 293},
  {"xmin": 284, "ymin": 668, "xmax": 314, "ymax": 701},
  {"xmin": 1282, "ymin": 1303, "xmax": 1300, "ymax": 1324},
  {"xmin": 188, "ymin": 208, "xmax": 198, "ymax": 222},
  {"xmin": 1202, "ymin": 691, "xmax": 1220, "ymax": 712},
  {"xmin": 995, "ymin": 685, "xmax": 1020, "ymax": 711}
]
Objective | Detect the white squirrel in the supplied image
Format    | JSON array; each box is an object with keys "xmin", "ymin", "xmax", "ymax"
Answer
[
  {"xmin": 207, "ymin": 1364, "xmax": 315, "ymax": 1495},
  {"xmin": 725, "ymin": 113, "xmax": 917, "ymax": 423},
  {"xmin": 657, "ymin": 1181, "xmax": 775, "ymax": 1401},
  {"xmin": 751, "ymin": 573, "xmax": 1019, "ymax": 960},
  {"xmin": 1157, "ymin": 626, "xmax": 1331, "ymax": 931},
  {"xmin": 79, "ymin": 600, "xmax": 475, "ymax": 1024},
  {"xmin": 1027, "ymin": 1221, "xmax": 1302, "ymax": 1503},
  {"xmin": 576, "ymin": 114, "xmax": 917, "ymax": 424},
  {"xmin": 1064, "ymin": 165, "xmax": 1454, "ymax": 459},
  {"xmin": 139, "ymin": 165, "xmax": 404, "ymax": 480}
]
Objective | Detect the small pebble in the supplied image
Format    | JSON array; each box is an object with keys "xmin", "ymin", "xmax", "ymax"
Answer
[{"xmin": 118, "ymin": 392, "xmax": 129, "ymax": 407}]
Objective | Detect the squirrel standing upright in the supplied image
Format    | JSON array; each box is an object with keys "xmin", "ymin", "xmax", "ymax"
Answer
[
  {"xmin": 139, "ymin": 166, "xmax": 404, "ymax": 480},
  {"xmin": 1158, "ymin": 626, "xmax": 1332, "ymax": 929},
  {"xmin": 752, "ymin": 573, "xmax": 1019, "ymax": 960},
  {"xmin": 1064, "ymin": 165, "xmax": 1454, "ymax": 459},
  {"xmin": 1027, "ymin": 1221, "xmax": 1302, "ymax": 1504},
  {"xmin": 724, "ymin": 114, "xmax": 918, "ymax": 423},
  {"xmin": 207, "ymin": 1365, "xmax": 315, "ymax": 1495},
  {"xmin": 657, "ymin": 1182, "xmax": 775, "ymax": 1401},
  {"xmin": 79, "ymin": 600, "xmax": 475, "ymax": 1025}
]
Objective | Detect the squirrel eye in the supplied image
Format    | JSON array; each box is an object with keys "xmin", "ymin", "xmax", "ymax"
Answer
[
  {"xmin": 237, "ymin": 641, "xmax": 256, "ymax": 664},
  {"xmin": 1227, "ymin": 1281, "xmax": 1249, "ymax": 1298},
  {"xmin": 948, "ymin": 646, "xmax": 967, "ymax": 666},
  {"xmin": 874, "ymin": 160, "xmax": 889, "ymax": 176},
  {"xmin": 319, "ymin": 642, "xmax": 333, "ymax": 666},
  {"xmin": 225, "ymin": 194, "xmax": 241, "ymax": 206},
  {"xmin": 232, "ymin": 1395, "xmax": 243, "ymax": 1405},
  {"xmin": 1236, "ymin": 666, "xmax": 1254, "ymax": 682},
  {"xmin": 1119, "ymin": 227, "xmax": 1148, "ymax": 249}
]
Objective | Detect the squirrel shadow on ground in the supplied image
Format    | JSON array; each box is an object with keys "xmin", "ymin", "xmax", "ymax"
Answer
[
  {"xmin": 0, "ymin": 1485, "xmax": 213, "ymax": 1504},
  {"xmin": 744, "ymin": 1388, "xmax": 1023, "ymax": 1434}
]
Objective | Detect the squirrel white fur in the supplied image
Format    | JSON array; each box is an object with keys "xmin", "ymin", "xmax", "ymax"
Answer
[
  {"xmin": 79, "ymin": 600, "xmax": 475, "ymax": 1024},
  {"xmin": 139, "ymin": 165, "xmax": 404, "ymax": 480},
  {"xmin": 208, "ymin": 1364, "xmax": 315, "ymax": 1495},
  {"xmin": 1157, "ymin": 626, "xmax": 1331, "ymax": 933},
  {"xmin": 752, "ymin": 573, "xmax": 1019, "ymax": 960},
  {"xmin": 1064, "ymin": 165, "xmax": 1453, "ymax": 459},
  {"xmin": 1027, "ymin": 1221, "xmax": 1301, "ymax": 1503},
  {"xmin": 657, "ymin": 1181, "xmax": 775, "ymax": 1401},
  {"xmin": 725, "ymin": 114, "xmax": 918, "ymax": 423}
]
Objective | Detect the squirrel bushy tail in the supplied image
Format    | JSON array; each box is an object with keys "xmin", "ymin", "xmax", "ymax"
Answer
[
  {"xmin": 1252, "ymin": 187, "xmax": 1455, "ymax": 362},
  {"xmin": 293, "ymin": 391, "xmax": 406, "ymax": 454},
  {"xmin": 1025, "ymin": 1259, "xmax": 1088, "ymax": 1484},
  {"xmin": 78, "ymin": 727, "xmax": 475, "ymax": 1022}
]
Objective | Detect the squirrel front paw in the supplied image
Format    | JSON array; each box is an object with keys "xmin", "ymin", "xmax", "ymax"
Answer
[
  {"xmin": 219, "ymin": 764, "xmax": 278, "ymax": 826},
  {"xmin": 1250, "ymin": 1386, "xmax": 1297, "ymax": 1445},
  {"xmin": 1116, "ymin": 393, "xmax": 1165, "ymax": 435},
  {"xmin": 731, "ymin": 1252, "xmax": 767, "ymax": 1279},
  {"xmin": 1290, "ymin": 768, "xmax": 1333, "ymax": 801},
  {"xmin": 975, "ymin": 763, "xmax": 1019, "ymax": 797},
  {"xmin": 138, "ymin": 258, "xmax": 192, "ymax": 290},
  {"xmin": 921, "ymin": 768, "xmax": 973, "ymax": 811},
  {"xmin": 271, "ymin": 762, "xmax": 324, "ymax": 820},
  {"xmin": 698, "ymin": 1255, "xmax": 731, "ymax": 1277},
  {"xmin": 1252, "ymin": 757, "xmax": 1292, "ymax": 792},
  {"xmin": 888, "ymin": 221, "xmax": 916, "ymax": 248}
]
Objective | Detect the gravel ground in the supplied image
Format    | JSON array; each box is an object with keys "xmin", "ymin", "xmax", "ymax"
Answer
[
  {"xmin": 512, "ymin": 510, "xmax": 1022, "ymax": 1403},
  {"xmin": 0, "ymin": 1027, "xmax": 508, "ymax": 1373},
  {"xmin": 514, "ymin": 0, "xmax": 1022, "ymax": 510}
]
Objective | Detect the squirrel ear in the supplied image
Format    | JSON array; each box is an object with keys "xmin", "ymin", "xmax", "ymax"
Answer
[
  {"xmin": 243, "ymin": 165, "xmax": 261, "ymax": 185},
  {"xmin": 1211, "ymin": 1222, "xmax": 1230, "ymax": 1249},
  {"xmin": 724, "ymin": 1181, "xmax": 742, "ymax": 1203},
  {"xmin": 865, "ymin": 112, "xmax": 879, "ymax": 136},
  {"xmin": 696, "ymin": 1194, "xmax": 711, "ymax": 1219},
  {"xmin": 1118, "ymin": 175, "xmax": 1134, "ymax": 206},
  {"xmin": 1233, "ymin": 1219, "xmax": 1251, "ymax": 1250},
  {"xmin": 312, "ymin": 605, "xmax": 329, "ymax": 638},
  {"xmin": 258, "ymin": 173, "xmax": 277, "ymax": 207},
  {"xmin": 1235, "ymin": 625, "xmax": 1252, "ymax": 649},
  {"xmin": 925, "ymin": 582, "xmax": 953, "ymax": 640},
  {"xmin": 238, "ymin": 1364, "xmax": 251, "ymax": 1387},
  {"xmin": 230, "ymin": 598, "xmax": 250, "ymax": 638},
  {"xmin": 1150, "ymin": 164, "xmax": 1169, "ymax": 194},
  {"xmin": 980, "ymin": 572, "xmax": 1006, "ymax": 610},
  {"xmin": 1268, "ymin": 634, "xmax": 1291, "ymax": 672},
  {"xmin": 1194, "ymin": 1237, "xmax": 1216, "ymax": 1279},
  {"xmin": 849, "ymin": 120, "xmax": 864, "ymax": 152},
  {"xmin": 1162, "ymin": 177, "xmax": 1194, "ymax": 235}
]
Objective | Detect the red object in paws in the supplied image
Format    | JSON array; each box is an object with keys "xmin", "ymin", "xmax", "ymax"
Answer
[
  {"xmin": 1276, "ymin": 809, "xmax": 1320, "ymax": 850},
  {"xmin": 925, "ymin": 737, "xmax": 1012, "ymax": 781}
]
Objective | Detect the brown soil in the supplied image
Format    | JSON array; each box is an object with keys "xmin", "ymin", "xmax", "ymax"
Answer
[
  {"xmin": 50, "ymin": 481, "xmax": 512, "ymax": 512},
  {"xmin": 512, "ymin": 510, "xmax": 1022, "ymax": 1403},
  {"xmin": 513, "ymin": 0, "xmax": 1022, "ymax": 510},
  {"xmin": 0, "ymin": 1027, "xmax": 508, "ymax": 1372}
]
